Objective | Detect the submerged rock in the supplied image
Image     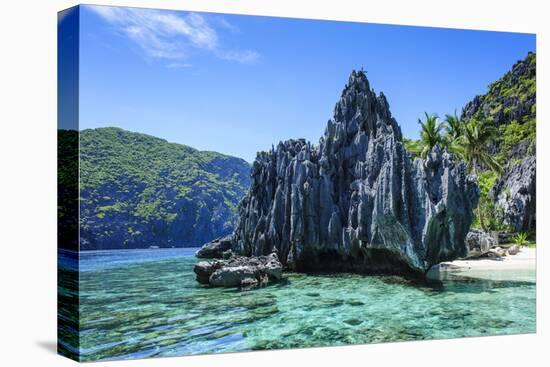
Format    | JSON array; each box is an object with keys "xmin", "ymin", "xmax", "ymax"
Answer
[
  {"xmin": 224, "ymin": 70, "xmax": 479, "ymax": 276},
  {"xmin": 194, "ymin": 253, "xmax": 282, "ymax": 288},
  {"xmin": 491, "ymin": 157, "xmax": 536, "ymax": 232}
]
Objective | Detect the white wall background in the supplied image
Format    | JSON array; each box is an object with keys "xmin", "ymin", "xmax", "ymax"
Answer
[{"xmin": 0, "ymin": 0, "xmax": 547, "ymax": 366}]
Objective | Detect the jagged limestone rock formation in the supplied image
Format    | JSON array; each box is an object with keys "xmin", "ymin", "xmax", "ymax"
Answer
[
  {"xmin": 229, "ymin": 71, "xmax": 479, "ymax": 275},
  {"xmin": 491, "ymin": 157, "xmax": 536, "ymax": 232}
]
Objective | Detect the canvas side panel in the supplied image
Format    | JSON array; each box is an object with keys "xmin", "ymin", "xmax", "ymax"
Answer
[{"xmin": 57, "ymin": 5, "xmax": 81, "ymax": 362}]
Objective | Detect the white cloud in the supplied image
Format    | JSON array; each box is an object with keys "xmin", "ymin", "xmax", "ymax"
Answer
[
  {"xmin": 217, "ymin": 49, "xmax": 260, "ymax": 64},
  {"xmin": 214, "ymin": 17, "xmax": 240, "ymax": 34},
  {"xmin": 166, "ymin": 62, "xmax": 193, "ymax": 69},
  {"xmin": 89, "ymin": 6, "xmax": 258, "ymax": 65}
]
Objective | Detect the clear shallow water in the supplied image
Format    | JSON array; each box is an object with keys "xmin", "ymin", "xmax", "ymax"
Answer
[{"xmin": 58, "ymin": 248, "xmax": 536, "ymax": 361}]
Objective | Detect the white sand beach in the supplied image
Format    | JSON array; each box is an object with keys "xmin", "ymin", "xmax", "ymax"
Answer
[{"xmin": 427, "ymin": 247, "xmax": 536, "ymax": 280}]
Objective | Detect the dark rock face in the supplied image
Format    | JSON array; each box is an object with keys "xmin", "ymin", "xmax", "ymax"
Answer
[
  {"xmin": 195, "ymin": 236, "xmax": 233, "ymax": 259},
  {"xmin": 491, "ymin": 157, "xmax": 536, "ymax": 232},
  {"xmin": 194, "ymin": 253, "xmax": 282, "ymax": 287},
  {"xmin": 230, "ymin": 71, "xmax": 479, "ymax": 275},
  {"xmin": 508, "ymin": 138, "xmax": 535, "ymax": 161},
  {"xmin": 465, "ymin": 229, "xmax": 497, "ymax": 258}
]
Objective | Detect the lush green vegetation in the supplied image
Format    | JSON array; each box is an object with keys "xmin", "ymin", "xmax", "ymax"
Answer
[
  {"xmin": 58, "ymin": 129, "xmax": 79, "ymax": 250},
  {"xmin": 443, "ymin": 111, "xmax": 462, "ymax": 144},
  {"xmin": 416, "ymin": 112, "xmax": 446, "ymax": 158},
  {"xmin": 468, "ymin": 52, "xmax": 535, "ymax": 126},
  {"xmin": 61, "ymin": 127, "xmax": 251, "ymax": 249},
  {"xmin": 472, "ymin": 170, "xmax": 506, "ymax": 231},
  {"xmin": 458, "ymin": 119, "xmax": 501, "ymax": 174},
  {"xmin": 496, "ymin": 118, "xmax": 536, "ymax": 163},
  {"xmin": 403, "ymin": 52, "xmax": 536, "ymax": 234},
  {"xmin": 404, "ymin": 112, "xmax": 463, "ymax": 159},
  {"xmin": 513, "ymin": 232, "xmax": 529, "ymax": 247}
]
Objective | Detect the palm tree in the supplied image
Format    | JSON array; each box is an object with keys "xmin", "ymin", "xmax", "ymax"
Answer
[
  {"xmin": 403, "ymin": 138, "xmax": 422, "ymax": 158},
  {"xmin": 443, "ymin": 110, "xmax": 463, "ymax": 142},
  {"xmin": 417, "ymin": 112, "xmax": 445, "ymax": 158},
  {"xmin": 442, "ymin": 111, "xmax": 465, "ymax": 157},
  {"xmin": 458, "ymin": 118, "xmax": 502, "ymax": 230},
  {"xmin": 459, "ymin": 119, "xmax": 502, "ymax": 174}
]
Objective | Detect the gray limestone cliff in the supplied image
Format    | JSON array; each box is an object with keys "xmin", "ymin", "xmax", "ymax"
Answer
[
  {"xmin": 491, "ymin": 156, "xmax": 536, "ymax": 232},
  {"xmin": 209, "ymin": 71, "xmax": 479, "ymax": 276}
]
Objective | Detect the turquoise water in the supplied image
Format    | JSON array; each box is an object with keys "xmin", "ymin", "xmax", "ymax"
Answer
[{"xmin": 58, "ymin": 248, "xmax": 536, "ymax": 361}]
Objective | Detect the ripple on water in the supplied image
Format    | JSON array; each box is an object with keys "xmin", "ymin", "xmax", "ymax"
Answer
[{"xmin": 58, "ymin": 249, "xmax": 536, "ymax": 361}]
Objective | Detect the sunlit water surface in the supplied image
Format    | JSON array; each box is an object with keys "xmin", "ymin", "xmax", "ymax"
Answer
[{"xmin": 58, "ymin": 248, "xmax": 536, "ymax": 361}]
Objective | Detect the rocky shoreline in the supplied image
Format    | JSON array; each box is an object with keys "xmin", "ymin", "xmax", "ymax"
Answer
[
  {"xmin": 194, "ymin": 252, "xmax": 283, "ymax": 288},
  {"xmin": 193, "ymin": 228, "xmax": 530, "ymax": 287}
]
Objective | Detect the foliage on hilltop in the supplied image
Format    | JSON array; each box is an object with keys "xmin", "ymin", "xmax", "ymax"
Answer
[{"xmin": 59, "ymin": 127, "xmax": 251, "ymax": 249}]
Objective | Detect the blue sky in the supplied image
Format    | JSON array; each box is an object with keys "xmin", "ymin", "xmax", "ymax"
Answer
[{"xmin": 77, "ymin": 5, "xmax": 535, "ymax": 162}]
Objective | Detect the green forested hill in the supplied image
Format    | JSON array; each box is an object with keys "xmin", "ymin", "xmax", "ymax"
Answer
[
  {"xmin": 71, "ymin": 127, "xmax": 251, "ymax": 249},
  {"xmin": 462, "ymin": 52, "xmax": 535, "ymax": 124},
  {"xmin": 461, "ymin": 52, "xmax": 536, "ymax": 163}
]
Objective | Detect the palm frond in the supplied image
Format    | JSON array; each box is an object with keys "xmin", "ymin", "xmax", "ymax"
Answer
[{"xmin": 458, "ymin": 118, "xmax": 500, "ymax": 173}]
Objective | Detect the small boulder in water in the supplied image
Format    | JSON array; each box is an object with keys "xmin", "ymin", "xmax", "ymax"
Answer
[
  {"xmin": 195, "ymin": 236, "xmax": 233, "ymax": 259},
  {"xmin": 209, "ymin": 266, "xmax": 258, "ymax": 287},
  {"xmin": 193, "ymin": 253, "xmax": 283, "ymax": 288},
  {"xmin": 194, "ymin": 261, "xmax": 223, "ymax": 284}
]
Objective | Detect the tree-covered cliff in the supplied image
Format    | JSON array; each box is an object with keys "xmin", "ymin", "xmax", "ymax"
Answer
[
  {"xmin": 461, "ymin": 51, "xmax": 536, "ymax": 163},
  {"xmin": 67, "ymin": 127, "xmax": 251, "ymax": 249},
  {"xmin": 462, "ymin": 52, "xmax": 536, "ymax": 233},
  {"xmin": 405, "ymin": 52, "xmax": 536, "ymax": 234}
]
